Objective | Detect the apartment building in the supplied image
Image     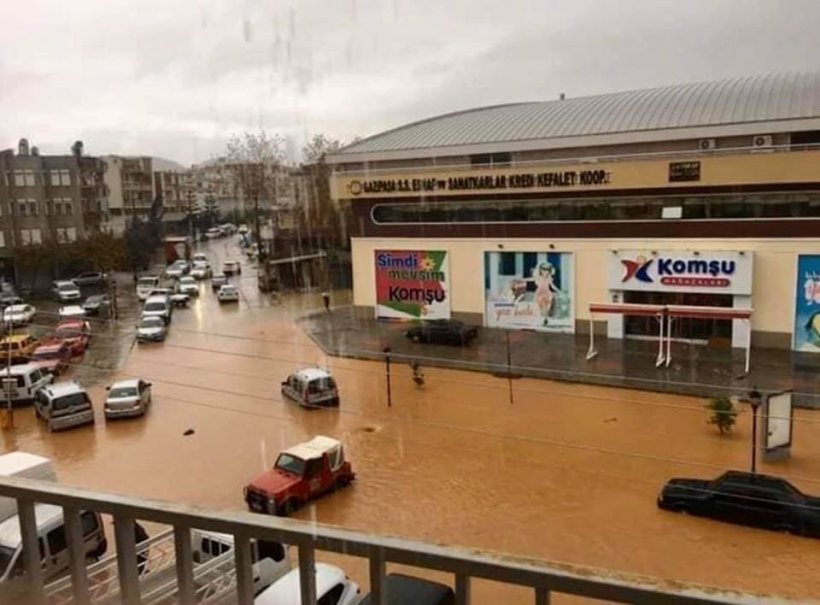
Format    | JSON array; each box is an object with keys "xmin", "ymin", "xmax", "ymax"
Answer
[
  {"xmin": 0, "ymin": 138, "xmax": 107, "ymax": 281},
  {"xmin": 103, "ymin": 156, "xmax": 192, "ymax": 233}
]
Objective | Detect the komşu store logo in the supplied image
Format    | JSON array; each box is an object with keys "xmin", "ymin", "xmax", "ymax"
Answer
[
  {"xmin": 621, "ymin": 255, "xmax": 736, "ymax": 288},
  {"xmin": 375, "ymin": 251, "xmax": 449, "ymax": 319}
]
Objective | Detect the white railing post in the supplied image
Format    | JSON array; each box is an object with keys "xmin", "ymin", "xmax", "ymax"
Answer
[
  {"xmin": 18, "ymin": 498, "xmax": 44, "ymax": 602},
  {"xmin": 369, "ymin": 551, "xmax": 386, "ymax": 605},
  {"xmin": 113, "ymin": 514, "xmax": 142, "ymax": 605},
  {"xmin": 298, "ymin": 544, "xmax": 317, "ymax": 605},
  {"xmin": 173, "ymin": 525, "xmax": 195, "ymax": 605},
  {"xmin": 63, "ymin": 506, "xmax": 90, "ymax": 605},
  {"xmin": 233, "ymin": 533, "xmax": 254, "ymax": 605},
  {"xmin": 535, "ymin": 586, "xmax": 551, "ymax": 604},
  {"xmin": 455, "ymin": 573, "xmax": 471, "ymax": 605}
]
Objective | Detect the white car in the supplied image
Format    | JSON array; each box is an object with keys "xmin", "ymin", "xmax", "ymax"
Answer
[
  {"xmin": 58, "ymin": 305, "xmax": 86, "ymax": 319},
  {"xmin": 3, "ymin": 304, "xmax": 36, "ymax": 326},
  {"xmin": 52, "ymin": 280, "xmax": 81, "ymax": 303},
  {"xmin": 177, "ymin": 276, "xmax": 199, "ymax": 296},
  {"xmin": 192, "ymin": 252, "xmax": 208, "ymax": 264},
  {"xmin": 104, "ymin": 379, "xmax": 152, "ymax": 419},
  {"xmin": 205, "ymin": 227, "xmax": 222, "ymax": 239},
  {"xmin": 217, "ymin": 284, "xmax": 240, "ymax": 303},
  {"xmin": 165, "ymin": 261, "xmax": 189, "ymax": 279},
  {"xmin": 254, "ymin": 564, "xmax": 359, "ymax": 605},
  {"xmin": 190, "ymin": 263, "xmax": 211, "ymax": 280},
  {"xmin": 238, "ymin": 224, "xmax": 249, "ymax": 235},
  {"xmin": 136, "ymin": 276, "xmax": 160, "ymax": 301},
  {"xmin": 223, "ymin": 260, "xmax": 241, "ymax": 275}
]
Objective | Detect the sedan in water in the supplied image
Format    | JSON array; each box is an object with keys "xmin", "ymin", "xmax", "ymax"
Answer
[
  {"xmin": 405, "ymin": 320, "xmax": 478, "ymax": 346},
  {"xmin": 176, "ymin": 276, "xmax": 199, "ymax": 297},
  {"xmin": 104, "ymin": 379, "xmax": 152, "ymax": 419},
  {"xmin": 658, "ymin": 470, "xmax": 820, "ymax": 537},
  {"xmin": 3, "ymin": 304, "xmax": 36, "ymax": 326},
  {"xmin": 217, "ymin": 284, "xmax": 240, "ymax": 303},
  {"xmin": 29, "ymin": 341, "xmax": 72, "ymax": 376},
  {"xmin": 136, "ymin": 316, "xmax": 167, "ymax": 343},
  {"xmin": 211, "ymin": 274, "xmax": 229, "ymax": 291},
  {"xmin": 82, "ymin": 294, "xmax": 112, "ymax": 316},
  {"xmin": 72, "ymin": 271, "xmax": 107, "ymax": 287}
]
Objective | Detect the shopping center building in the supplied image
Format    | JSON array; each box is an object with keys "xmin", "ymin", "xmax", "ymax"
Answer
[{"xmin": 327, "ymin": 72, "xmax": 820, "ymax": 353}]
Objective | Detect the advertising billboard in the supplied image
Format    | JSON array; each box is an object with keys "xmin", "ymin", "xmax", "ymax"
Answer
[
  {"xmin": 608, "ymin": 250, "xmax": 753, "ymax": 295},
  {"xmin": 484, "ymin": 252, "xmax": 574, "ymax": 332},
  {"xmin": 374, "ymin": 250, "xmax": 450, "ymax": 320},
  {"xmin": 794, "ymin": 255, "xmax": 820, "ymax": 353},
  {"xmin": 765, "ymin": 391, "xmax": 793, "ymax": 452}
]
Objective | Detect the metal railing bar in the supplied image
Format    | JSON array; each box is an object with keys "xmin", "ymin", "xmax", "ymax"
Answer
[
  {"xmin": 18, "ymin": 497, "xmax": 44, "ymax": 603},
  {"xmin": 63, "ymin": 505, "xmax": 90, "ymax": 605},
  {"xmin": 233, "ymin": 532, "xmax": 254, "ymax": 605},
  {"xmin": 173, "ymin": 525, "xmax": 195, "ymax": 605},
  {"xmin": 369, "ymin": 551, "xmax": 386, "ymax": 605},
  {"xmin": 455, "ymin": 573, "xmax": 471, "ymax": 605},
  {"xmin": 299, "ymin": 545, "xmax": 317, "ymax": 605},
  {"xmin": 113, "ymin": 514, "xmax": 141, "ymax": 605}
]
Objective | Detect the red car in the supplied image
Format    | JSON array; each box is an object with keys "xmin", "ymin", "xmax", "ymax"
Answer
[
  {"xmin": 53, "ymin": 319, "xmax": 91, "ymax": 356},
  {"xmin": 29, "ymin": 341, "xmax": 72, "ymax": 375},
  {"xmin": 243, "ymin": 435, "xmax": 355, "ymax": 516}
]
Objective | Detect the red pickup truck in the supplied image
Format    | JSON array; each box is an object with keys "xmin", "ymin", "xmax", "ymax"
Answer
[{"xmin": 244, "ymin": 436, "xmax": 355, "ymax": 516}]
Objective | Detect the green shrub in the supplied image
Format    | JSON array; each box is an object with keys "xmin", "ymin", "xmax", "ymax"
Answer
[{"xmin": 706, "ymin": 396, "xmax": 737, "ymax": 434}]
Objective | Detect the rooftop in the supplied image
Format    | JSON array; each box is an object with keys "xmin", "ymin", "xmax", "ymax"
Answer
[
  {"xmin": 283, "ymin": 435, "xmax": 341, "ymax": 460},
  {"xmin": 329, "ymin": 72, "xmax": 820, "ymax": 162}
]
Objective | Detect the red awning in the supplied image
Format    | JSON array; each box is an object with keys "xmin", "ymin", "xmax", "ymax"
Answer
[
  {"xmin": 666, "ymin": 305, "xmax": 753, "ymax": 320},
  {"xmin": 589, "ymin": 303, "xmax": 665, "ymax": 316}
]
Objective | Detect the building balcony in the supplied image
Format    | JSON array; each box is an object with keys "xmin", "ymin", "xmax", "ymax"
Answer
[{"xmin": 0, "ymin": 476, "xmax": 777, "ymax": 605}]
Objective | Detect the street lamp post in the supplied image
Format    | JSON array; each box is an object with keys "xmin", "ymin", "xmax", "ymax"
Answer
[
  {"xmin": 383, "ymin": 347, "xmax": 392, "ymax": 408},
  {"xmin": 748, "ymin": 387, "xmax": 762, "ymax": 473}
]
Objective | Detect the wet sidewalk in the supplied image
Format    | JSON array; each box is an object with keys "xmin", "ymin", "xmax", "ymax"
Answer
[{"xmin": 299, "ymin": 307, "xmax": 820, "ymax": 407}]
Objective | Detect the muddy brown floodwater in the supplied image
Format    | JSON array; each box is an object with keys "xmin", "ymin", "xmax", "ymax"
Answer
[{"xmin": 3, "ymin": 239, "xmax": 820, "ymax": 604}]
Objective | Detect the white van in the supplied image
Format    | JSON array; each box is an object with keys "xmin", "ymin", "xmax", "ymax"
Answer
[
  {"xmin": 136, "ymin": 276, "xmax": 160, "ymax": 301},
  {"xmin": 0, "ymin": 505, "xmax": 106, "ymax": 583},
  {"xmin": 281, "ymin": 368, "xmax": 339, "ymax": 408},
  {"xmin": 0, "ymin": 364, "xmax": 53, "ymax": 406},
  {"xmin": 0, "ymin": 453, "xmax": 56, "ymax": 523},
  {"xmin": 33, "ymin": 383, "xmax": 95, "ymax": 432},
  {"xmin": 191, "ymin": 530, "xmax": 290, "ymax": 595}
]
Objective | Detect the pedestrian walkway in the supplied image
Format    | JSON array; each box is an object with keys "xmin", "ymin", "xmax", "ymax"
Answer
[{"xmin": 298, "ymin": 307, "xmax": 820, "ymax": 407}]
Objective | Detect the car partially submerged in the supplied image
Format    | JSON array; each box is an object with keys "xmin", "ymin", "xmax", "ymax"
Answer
[
  {"xmin": 281, "ymin": 368, "xmax": 339, "ymax": 408},
  {"xmin": 405, "ymin": 320, "xmax": 478, "ymax": 346},
  {"xmin": 104, "ymin": 379, "xmax": 152, "ymax": 419},
  {"xmin": 136, "ymin": 316, "xmax": 167, "ymax": 343},
  {"xmin": 359, "ymin": 574, "xmax": 455, "ymax": 605},
  {"xmin": 29, "ymin": 341, "xmax": 72, "ymax": 376},
  {"xmin": 244, "ymin": 436, "xmax": 355, "ymax": 516},
  {"xmin": 53, "ymin": 319, "xmax": 91, "ymax": 356}
]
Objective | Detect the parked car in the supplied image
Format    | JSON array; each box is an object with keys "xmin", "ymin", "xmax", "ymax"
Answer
[
  {"xmin": 104, "ymin": 379, "xmax": 152, "ymax": 419},
  {"xmin": 3, "ymin": 304, "xmax": 36, "ymax": 326},
  {"xmin": 190, "ymin": 263, "xmax": 211, "ymax": 280},
  {"xmin": 658, "ymin": 470, "xmax": 820, "ymax": 537},
  {"xmin": 255, "ymin": 564, "xmax": 359, "ymax": 605},
  {"xmin": 244, "ymin": 435, "xmax": 355, "ymax": 516},
  {"xmin": 211, "ymin": 274, "xmax": 229, "ymax": 291},
  {"xmin": 219, "ymin": 223, "xmax": 236, "ymax": 236},
  {"xmin": 29, "ymin": 341, "xmax": 72, "ymax": 376},
  {"xmin": 0, "ymin": 363, "xmax": 53, "ymax": 406},
  {"xmin": 53, "ymin": 319, "xmax": 91, "ymax": 356},
  {"xmin": 0, "ymin": 505, "xmax": 106, "ymax": 583},
  {"xmin": 136, "ymin": 316, "xmax": 167, "ymax": 343},
  {"xmin": 176, "ymin": 276, "xmax": 199, "ymax": 297},
  {"xmin": 0, "ymin": 335, "xmax": 39, "ymax": 362},
  {"xmin": 136, "ymin": 276, "xmax": 160, "ymax": 301},
  {"xmin": 0, "ymin": 295, "xmax": 23, "ymax": 310},
  {"xmin": 217, "ymin": 284, "xmax": 240, "ymax": 303},
  {"xmin": 82, "ymin": 294, "xmax": 112, "ymax": 316},
  {"xmin": 222, "ymin": 260, "xmax": 241, "ymax": 276},
  {"xmin": 281, "ymin": 368, "xmax": 339, "ymax": 408},
  {"xmin": 142, "ymin": 295, "xmax": 173, "ymax": 324},
  {"xmin": 165, "ymin": 260, "xmax": 189, "ymax": 279},
  {"xmin": 359, "ymin": 574, "xmax": 455, "ymax": 605},
  {"xmin": 405, "ymin": 320, "xmax": 478, "ymax": 346},
  {"xmin": 34, "ymin": 382, "xmax": 95, "ymax": 432},
  {"xmin": 52, "ymin": 280, "xmax": 81, "ymax": 303},
  {"xmin": 192, "ymin": 252, "xmax": 208, "ymax": 264},
  {"xmin": 237, "ymin": 224, "xmax": 249, "ymax": 235},
  {"xmin": 72, "ymin": 271, "xmax": 107, "ymax": 287},
  {"xmin": 58, "ymin": 305, "xmax": 86, "ymax": 319}
]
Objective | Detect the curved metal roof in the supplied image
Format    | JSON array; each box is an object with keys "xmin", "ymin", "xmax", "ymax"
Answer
[{"xmin": 336, "ymin": 73, "xmax": 820, "ymax": 157}]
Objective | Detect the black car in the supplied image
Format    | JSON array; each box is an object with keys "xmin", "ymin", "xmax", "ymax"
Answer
[
  {"xmin": 73, "ymin": 271, "xmax": 107, "ymax": 287},
  {"xmin": 658, "ymin": 471, "xmax": 820, "ymax": 537},
  {"xmin": 359, "ymin": 574, "xmax": 454, "ymax": 605},
  {"xmin": 405, "ymin": 320, "xmax": 478, "ymax": 346},
  {"xmin": 82, "ymin": 294, "xmax": 112, "ymax": 316}
]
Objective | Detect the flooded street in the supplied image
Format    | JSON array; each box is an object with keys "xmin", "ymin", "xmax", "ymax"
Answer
[{"xmin": 4, "ymin": 239, "xmax": 820, "ymax": 604}]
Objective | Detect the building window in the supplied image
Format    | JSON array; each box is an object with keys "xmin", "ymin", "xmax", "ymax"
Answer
[
  {"xmin": 19, "ymin": 229, "xmax": 42, "ymax": 246},
  {"xmin": 28, "ymin": 201, "xmax": 38, "ymax": 216},
  {"xmin": 65, "ymin": 200, "xmax": 73, "ymax": 215},
  {"xmin": 51, "ymin": 170, "xmax": 71, "ymax": 186},
  {"xmin": 50, "ymin": 171, "xmax": 60, "ymax": 187},
  {"xmin": 0, "ymin": 231, "xmax": 5, "ymax": 248},
  {"xmin": 25, "ymin": 171, "xmax": 35, "ymax": 186},
  {"xmin": 14, "ymin": 172, "xmax": 25, "ymax": 187},
  {"xmin": 16, "ymin": 201, "xmax": 28, "ymax": 216},
  {"xmin": 470, "ymin": 153, "xmax": 512, "ymax": 168}
]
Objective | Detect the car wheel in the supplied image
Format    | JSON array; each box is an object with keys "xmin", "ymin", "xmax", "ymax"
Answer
[
  {"xmin": 334, "ymin": 476, "xmax": 351, "ymax": 491},
  {"xmin": 774, "ymin": 522, "xmax": 795, "ymax": 534},
  {"xmin": 277, "ymin": 499, "xmax": 299, "ymax": 516}
]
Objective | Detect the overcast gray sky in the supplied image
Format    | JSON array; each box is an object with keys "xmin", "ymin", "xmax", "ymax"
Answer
[{"xmin": 1, "ymin": 0, "xmax": 818, "ymax": 165}]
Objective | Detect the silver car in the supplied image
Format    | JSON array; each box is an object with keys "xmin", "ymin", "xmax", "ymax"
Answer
[
  {"xmin": 136, "ymin": 315, "xmax": 167, "ymax": 342},
  {"xmin": 177, "ymin": 276, "xmax": 199, "ymax": 296},
  {"xmin": 104, "ymin": 379, "xmax": 152, "ymax": 419}
]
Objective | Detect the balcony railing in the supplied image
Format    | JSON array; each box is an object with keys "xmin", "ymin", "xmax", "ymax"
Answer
[{"xmin": 0, "ymin": 476, "xmax": 790, "ymax": 605}]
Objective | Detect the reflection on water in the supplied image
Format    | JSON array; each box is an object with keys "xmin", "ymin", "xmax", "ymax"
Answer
[{"xmin": 2, "ymin": 240, "xmax": 819, "ymax": 603}]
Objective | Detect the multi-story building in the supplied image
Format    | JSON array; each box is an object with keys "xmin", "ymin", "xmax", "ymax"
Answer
[
  {"xmin": 0, "ymin": 138, "xmax": 107, "ymax": 282},
  {"xmin": 103, "ymin": 156, "xmax": 192, "ymax": 234},
  {"xmin": 190, "ymin": 158, "xmax": 291, "ymax": 218}
]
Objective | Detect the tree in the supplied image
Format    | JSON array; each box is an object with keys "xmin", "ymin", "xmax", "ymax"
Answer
[
  {"xmin": 71, "ymin": 140, "xmax": 84, "ymax": 158},
  {"xmin": 225, "ymin": 131, "xmax": 286, "ymax": 268},
  {"xmin": 301, "ymin": 134, "xmax": 342, "ymax": 164},
  {"xmin": 706, "ymin": 396, "xmax": 738, "ymax": 434}
]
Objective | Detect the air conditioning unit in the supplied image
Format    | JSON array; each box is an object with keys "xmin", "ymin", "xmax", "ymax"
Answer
[
  {"xmin": 698, "ymin": 138, "xmax": 717, "ymax": 151},
  {"xmin": 752, "ymin": 135, "xmax": 774, "ymax": 151}
]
